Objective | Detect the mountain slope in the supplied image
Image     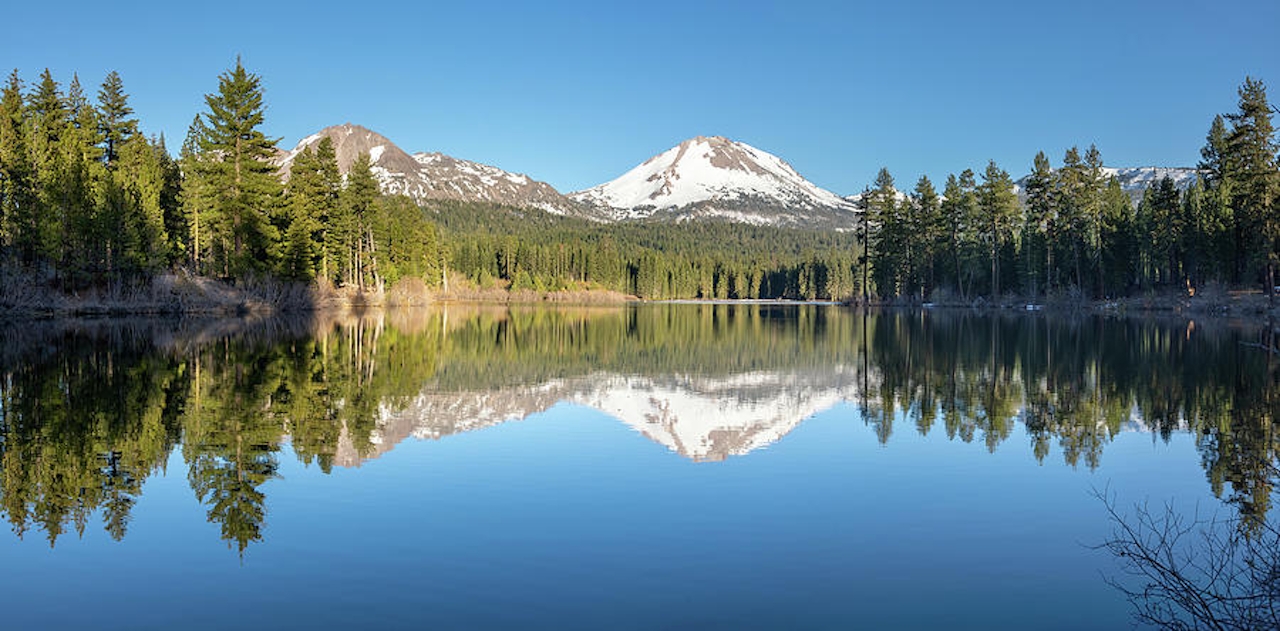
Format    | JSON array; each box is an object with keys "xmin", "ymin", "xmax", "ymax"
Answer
[
  {"xmin": 570, "ymin": 136, "xmax": 858, "ymax": 229},
  {"xmin": 278, "ymin": 123, "xmax": 593, "ymax": 217}
]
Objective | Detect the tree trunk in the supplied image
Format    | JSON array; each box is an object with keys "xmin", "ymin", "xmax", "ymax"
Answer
[{"xmin": 1268, "ymin": 259, "xmax": 1275, "ymax": 311}]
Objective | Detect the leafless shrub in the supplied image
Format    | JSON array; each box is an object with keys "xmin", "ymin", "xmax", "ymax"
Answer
[{"xmin": 1094, "ymin": 488, "xmax": 1280, "ymax": 630}]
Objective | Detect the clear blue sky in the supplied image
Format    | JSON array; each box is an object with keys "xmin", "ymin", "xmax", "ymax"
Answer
[{"xmin": 2, "ymin": 0, "xmax": 1276, "ymax": 194}]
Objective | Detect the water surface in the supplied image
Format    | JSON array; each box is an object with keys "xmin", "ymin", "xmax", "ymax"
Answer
[{"xmin": 0, "ymin": 305, "xmax": 1275, "ymax": 629}]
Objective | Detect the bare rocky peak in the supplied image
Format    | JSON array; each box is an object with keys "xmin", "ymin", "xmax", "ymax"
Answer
[
  {"xmin": 279, "ymin": 123, "xmax": 594, "ymax": 218},
  {"xmin": 279, "ymin": 123, "xmax": 416, "ymax": 176},
  {"xmin": 678, "ymin": 135, "xmax": 770, "ymax": 176}
]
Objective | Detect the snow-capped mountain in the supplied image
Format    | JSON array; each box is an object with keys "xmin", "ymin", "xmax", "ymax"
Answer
[
  {"xmin": 570, "ymin": 136, "xmax": 859, "ymax": 229},
  {"xmin": 278, "ymin": 124, "xmax": 593, "ymax": 217}
]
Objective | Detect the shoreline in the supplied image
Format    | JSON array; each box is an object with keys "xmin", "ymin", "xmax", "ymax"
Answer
[{"xmin": 3, "ymin": 272, "xmax": 1277, "ymax": 324}]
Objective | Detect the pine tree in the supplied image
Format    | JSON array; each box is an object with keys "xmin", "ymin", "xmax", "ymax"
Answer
[
  {"xmin": 1058, "ymin": 147, "xmax": 1088, "ymax": 291},
  {"xmin": 61, "ymin": 74, "xmax": 105, "ymax": 276},
  {"xmin": 1023, "ymin": 151, "xmax": 1055, "ymax": 296},
  {"xmin": 114, "ymin": 135, "xmax": 171, "ymax": 270},
  {"xmin": 0, "ymin": 70, "xmax": 33, "ymax": 258},
  {"xmin": 854, "ymin": 186, "xmax": 872, "ymax": 304},
  {"xmin": 976, "ymin": 160, "xmax": 1018, "ymax": 297},
  {"xmin": 951, "ymin": 169, "xmax": 982, "ymax": 298},
  {"xmin": 912, "ymin": 175, "xmax": 941, "ymax": 299},
  {"xmin": 1136, "ymin": 177, "xmax": 1182, "ymax": 287},
  {"xmin": 97, "ymin": 71, "xmax": 137, "ymax": 167},
  {"xmin": 1199, "ymin": 115, "xmax": 1237, "ymax": 284},
  {"xmin": 198, "ymin": 59, "xmax": 282, "ymax": 277},
  {"xmin": 1083, "ymin": 145, "xmax": 1107, "ymax": 295},
  {"xmin": 308, "ymin": 137, "xmax": 341, "ymax": 280},
  {"xmin": 940, "ymin": 174, "xmax": 966, "ymax": 297},
  {"xmin": 868, "ymin": 167, "xmax": 900, "ymax": 298},
  {"xmin": 179, "ymin": 115, "xmax": 213, "ymax": 272},
  {"xmin": 343, "ymin": 152, "xmax": 379, "ymax": 288},
  {"xmin": 26, "ymin": 69, "xmax": 69, "ymax": 263},
  {"xmin": 282, "ymin": 145, "xmax": 327, "ymax": 279},
  {"xmin": 1223, "ymin": 77, "xmax": 1280, "ymax": 300},
  {"xmin": 155, "ymin": 134, "xmax": 185, "ymax": 263},
  {"xmin": 1099, "ymin": 176, "xmax": 1134, "ymax": 296}
]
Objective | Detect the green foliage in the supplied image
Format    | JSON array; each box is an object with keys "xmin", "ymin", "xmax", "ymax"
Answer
[{"xmin": 0, "ymin": 67, "xmax": 180, "ymax": 283}]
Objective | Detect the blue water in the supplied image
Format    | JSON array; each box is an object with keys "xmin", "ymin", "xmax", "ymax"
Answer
[
  {"xmin": 0, "ymin": 306, "xmax": 1269, "ymax": 630},
  {"xmin": 3, "ymin": 400, "xmax": 1209, "ymax": 629}
]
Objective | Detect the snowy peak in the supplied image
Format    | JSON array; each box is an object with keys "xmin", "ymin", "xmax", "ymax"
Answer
[
  {"xmin": 278, "ymin": 124, "xmax": 592, "ymax": 217},
  {"xmin": 571, "ymin": 136, "xmax": 857, "ymax": 229}
]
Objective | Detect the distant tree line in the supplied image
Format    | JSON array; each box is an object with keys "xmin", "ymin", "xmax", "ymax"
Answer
[
  {"xmin": 863, "ymin": 77, "xmax": 1279, "ymax": 302},
  {"xmin": 435, "ymin": 200, "xmax": 862, "ymax": 300}
]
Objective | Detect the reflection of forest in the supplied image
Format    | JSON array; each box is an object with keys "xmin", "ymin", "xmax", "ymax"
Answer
[{"xmin": 0, "ymin": 306, "xmax": 1275, "ymax": 552}]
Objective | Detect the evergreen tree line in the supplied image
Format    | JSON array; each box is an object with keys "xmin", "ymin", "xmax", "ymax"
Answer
[
  {"xmin": 0, "ymin": 61, "xmax": 441, "ymax": 289},
  {"xmin": 863, "ymin": 77, "xmax": 1279, "ymax": 302},
  {"xmin": 0, "ymin": 68, "xmax": 180, "ymax": 283}
]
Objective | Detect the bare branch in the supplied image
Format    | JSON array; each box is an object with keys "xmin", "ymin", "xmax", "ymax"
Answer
[{"xmin": 1093, "ymin": 487, "xmax": 1280, "ymax": 630}]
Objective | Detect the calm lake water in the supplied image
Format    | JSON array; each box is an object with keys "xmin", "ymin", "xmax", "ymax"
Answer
[{"xmin": 0, "ymin": 305, "xmax": 1275, "ymax": 630}]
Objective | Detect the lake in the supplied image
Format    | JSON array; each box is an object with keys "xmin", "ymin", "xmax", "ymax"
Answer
[{"xmin": 1, "ymin": 304, "xmax": 1275, "ymax": 630}]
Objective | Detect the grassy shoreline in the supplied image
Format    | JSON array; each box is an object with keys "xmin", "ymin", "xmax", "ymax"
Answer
[
  {"xmin": 4, "ymin": 270, "xmax": 1277, "ymax": 323},
  {"xmin": 0, "ymin": 272, "xmax": 637, "ymax": 319}
]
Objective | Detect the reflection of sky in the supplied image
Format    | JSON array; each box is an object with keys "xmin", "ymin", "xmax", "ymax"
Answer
[{"xmin": 3, "ymin": 400, "xmax": 1218, "ymax": 630}]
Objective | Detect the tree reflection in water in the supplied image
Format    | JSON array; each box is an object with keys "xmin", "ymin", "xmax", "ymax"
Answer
[{"xmin": 0, "ymin": 307, "xmax": 1274, "ymax": 557}]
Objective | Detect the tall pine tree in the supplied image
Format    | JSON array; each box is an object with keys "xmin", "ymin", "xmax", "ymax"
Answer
[
  {"xmin": 1223, "ymin": 78, "xmax": 1279, "ymax": 299},
  {"xmin": 97, "ymin": 71, "xmax": 137, "ymax": 167},
  {"xmin": 196, "ymin": 59, "xmax": 282, "ymax": 277}
]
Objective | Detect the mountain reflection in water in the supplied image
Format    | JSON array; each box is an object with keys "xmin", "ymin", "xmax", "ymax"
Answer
[{"xmin": 0, "ymin": 305, "xmax": 1276, "ymax": 554}]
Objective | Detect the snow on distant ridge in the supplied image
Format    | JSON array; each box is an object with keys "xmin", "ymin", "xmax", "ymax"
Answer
[
  {"xmin": 1012, "ymin": 165, "xmax": 1200, "ymax": 203},
  {"xmin": 1103, "ymin": 166, "xmax": 1200, "ymax": 191}
]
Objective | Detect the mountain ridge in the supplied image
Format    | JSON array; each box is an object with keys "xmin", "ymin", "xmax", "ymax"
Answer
[
  {"xmin": 276, "ymin": 123, "xmax": 595, "ymax": 218},
  {"xmin": 280, "ymin": 124, "xmax": 1199, "ymax": 228}
]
